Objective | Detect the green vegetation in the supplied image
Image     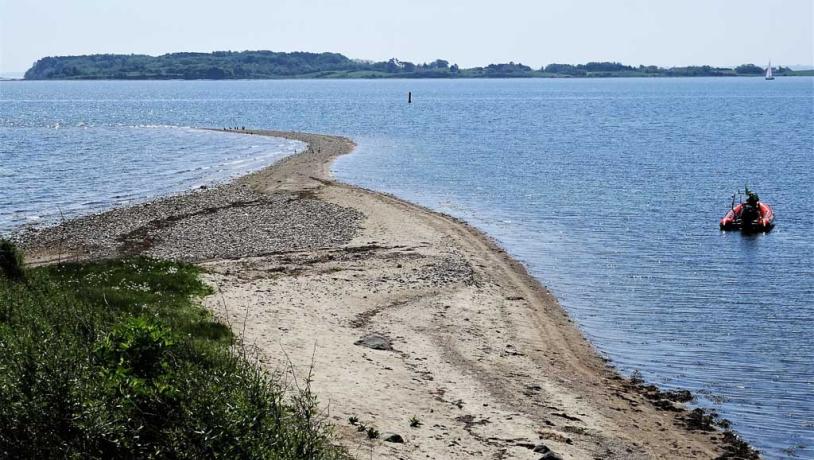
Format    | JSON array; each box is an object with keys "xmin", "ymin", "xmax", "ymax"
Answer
[
  {"xmin": 0, "ymin": 247, "xmax": 348, "ymax": 459},
  {"xmin": 22, "ymin": 51, "xmax": 810, "ymax": 80},
  {"xmin": 365, "ymin": 427, "xmax": 379, "ymax": 440},
  {"xmin": 0, "ymin": 239, "xmax": 24, "ymax": 281}
]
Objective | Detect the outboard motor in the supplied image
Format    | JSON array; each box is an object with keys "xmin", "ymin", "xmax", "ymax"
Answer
[{"xmin": 741, "ymin": 202, "xmax": 759, "ymax": 229}]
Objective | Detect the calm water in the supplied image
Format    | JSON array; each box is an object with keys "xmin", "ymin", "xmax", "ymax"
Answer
[{"xmin": 1, "ymin": 79, "xmax": 812, "ymax": 458}]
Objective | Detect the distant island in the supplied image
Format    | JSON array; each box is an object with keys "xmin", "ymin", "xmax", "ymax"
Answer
[{"xmin": 22, "ymin": 51, "xmax": 814, "ymax": 80}]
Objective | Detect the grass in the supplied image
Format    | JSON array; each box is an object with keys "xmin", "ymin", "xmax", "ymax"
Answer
[
  {"xmin": 365, "ymin": 427, "xmax": 379, "ymax": 440},
  {"xmin": 0, "ymin": 248, "xmax": 349, "ymax": 459}
]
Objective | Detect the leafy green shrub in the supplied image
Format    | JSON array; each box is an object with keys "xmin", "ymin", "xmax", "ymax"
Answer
[
  {"xmin": 95, "ymin": 316, "xmax": 179, "ymax": 402},
  {"xmin": 0, "ymin": 239, "xmax": 24, "ymax": 281},
  {"xmin": 96, "ymin": 317, "xmax": 175, "ymax": 377}
]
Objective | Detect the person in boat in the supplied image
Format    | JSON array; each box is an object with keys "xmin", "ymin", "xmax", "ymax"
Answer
[{"xmin": 741, "ymin": 190, "xmax": 761, "ymax": 224}]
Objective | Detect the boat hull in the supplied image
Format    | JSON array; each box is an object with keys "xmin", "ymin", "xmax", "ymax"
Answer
[{"xmin": 720, "ymin": 203, "xmax": 775, "ymax": 232}]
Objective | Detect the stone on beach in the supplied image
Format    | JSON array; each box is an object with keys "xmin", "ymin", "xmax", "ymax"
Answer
[
  {"xmin": 382, "ymin": 432, "xmax": 404, "ymax": 443},
  {"xmin": 354, "ymin": 334, "xmax": 393, "ymax": 351}
]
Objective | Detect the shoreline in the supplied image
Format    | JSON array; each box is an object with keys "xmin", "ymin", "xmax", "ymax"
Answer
[
  {"xmin": 6, "ymin": 74, "xmax": 812, "ymax": 83},
  {"xmin": 17, "ymin": 129, "xmax": 756, "ymax": 459}
]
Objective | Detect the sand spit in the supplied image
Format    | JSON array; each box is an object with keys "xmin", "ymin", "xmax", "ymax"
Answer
[{"xmin": 17, "ymin": 129, "xmax": 755, "ymax": 459}]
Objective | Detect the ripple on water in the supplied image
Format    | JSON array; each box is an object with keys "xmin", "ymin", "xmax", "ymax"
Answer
[{"xmin": 0, "ymin": 126, "xmax": 303, "ymax": 232}]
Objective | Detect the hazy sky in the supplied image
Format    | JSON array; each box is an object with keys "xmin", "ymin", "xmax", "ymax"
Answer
[{"xmin": 1, "ymin": 0, "xmax": 812, "ymax": 73}]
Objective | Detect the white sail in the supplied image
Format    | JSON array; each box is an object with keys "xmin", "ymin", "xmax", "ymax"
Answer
[{"xmin": 766, "ymin": 61, "xmax": 774, "ymax": 79}]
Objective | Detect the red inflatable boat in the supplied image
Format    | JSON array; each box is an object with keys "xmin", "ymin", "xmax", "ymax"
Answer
[{"xmin": 720, "ymin": 202, "xmax": 775, "ymax": 232}]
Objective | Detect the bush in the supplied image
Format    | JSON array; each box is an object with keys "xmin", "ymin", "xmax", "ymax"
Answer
[
  {"xmin": 95, "ymin": 316, "xmax": 179, "ymax": 401},
  {"xmin": 0, "ymin": 257, "xmax": 348, "ymax": 459},
  {"xmin": 0, "ymin": 239, "xmax": 24, "ymax": 281}
]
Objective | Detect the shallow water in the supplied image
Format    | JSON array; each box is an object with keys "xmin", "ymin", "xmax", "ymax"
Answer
[
  {"xmin": 0, "ymin": 109, "xmax": 303, "ymax": 230},
  {"xmin": 1, "ymin": 78, "xmax": 812, "ymax": 458}
]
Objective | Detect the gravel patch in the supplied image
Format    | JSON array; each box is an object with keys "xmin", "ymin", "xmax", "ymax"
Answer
[{"xmin": 15, "ymin": 184, "xmax": 364, "ymax": 262}]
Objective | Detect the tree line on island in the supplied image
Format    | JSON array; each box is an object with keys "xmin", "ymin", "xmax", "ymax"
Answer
[{"xmin": 22, "ymin": 50, "xmax": 809, "ymax": 80}]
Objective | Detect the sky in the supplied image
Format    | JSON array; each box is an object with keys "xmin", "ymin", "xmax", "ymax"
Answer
[{"xmin": 1, "ymin": 0, "xmax": 812, "ymax": 73}]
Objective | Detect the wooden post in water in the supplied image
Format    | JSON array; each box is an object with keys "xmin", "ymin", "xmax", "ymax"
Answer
[{"xmin": 408, "ymin": 91, "xmax": 412, "ymax": 104}]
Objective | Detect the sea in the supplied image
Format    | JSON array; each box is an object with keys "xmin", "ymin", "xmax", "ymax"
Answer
[{"xmin": 1, "ymin": 78, "xmax": 812, "ymax": 458}]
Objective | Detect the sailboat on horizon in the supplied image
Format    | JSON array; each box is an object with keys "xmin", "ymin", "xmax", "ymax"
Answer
[{"xmin": 765, "ymin": 61, "xmax": 775, "ymax": 80}]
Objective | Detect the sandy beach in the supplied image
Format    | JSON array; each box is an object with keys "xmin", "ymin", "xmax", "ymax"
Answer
[{"xmin": 17, "ymin": 130, "xmax": 755, "ymax": 459}]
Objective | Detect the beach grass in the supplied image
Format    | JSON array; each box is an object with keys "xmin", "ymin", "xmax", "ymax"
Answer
[{"xmin": 0, "ymin": 245, "xmax": 348, "ymax": 459}]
